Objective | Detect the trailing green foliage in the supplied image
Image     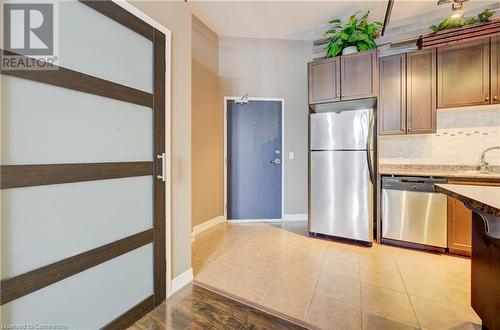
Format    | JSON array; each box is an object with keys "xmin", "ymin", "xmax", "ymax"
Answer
[
  {"xmin": 323, "ymin": 11, "xmax": 382, "ymax": 58},
  {"xmin": 430, "ymin": 9, "xmax": 494, "ymax": 33},
  {"xmin": 478, "ymin": 8, "xmax": 495, "ymax": 22}
]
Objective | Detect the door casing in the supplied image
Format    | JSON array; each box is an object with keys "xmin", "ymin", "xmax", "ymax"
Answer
[
  {"xmin": 223, "ymin": 96, "xmax": 285, "ymax": 222},
  {"xmin": 114, "ymin": 0, "xmax": 173, "ymax": 299}
]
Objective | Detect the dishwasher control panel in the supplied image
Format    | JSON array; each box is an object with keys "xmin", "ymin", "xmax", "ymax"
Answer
[{"xmin": 382, "ymin": 176, "xmax": 447, "ymax": 193}]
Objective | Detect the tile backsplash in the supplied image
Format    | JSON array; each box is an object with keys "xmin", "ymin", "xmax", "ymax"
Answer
[{"xmin": 379, "ymin": 105, "xmax": 500, "ymax": 166}]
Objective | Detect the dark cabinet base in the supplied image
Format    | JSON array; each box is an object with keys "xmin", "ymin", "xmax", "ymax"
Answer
[{"xmin": 471, "ymin": 208, "xmax": 500, "ymax": 330}]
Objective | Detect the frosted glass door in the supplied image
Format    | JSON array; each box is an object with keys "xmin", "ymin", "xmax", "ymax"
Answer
[{"xmin": 0, "ymin": 1, "xmax": 166, "ymax": 328}]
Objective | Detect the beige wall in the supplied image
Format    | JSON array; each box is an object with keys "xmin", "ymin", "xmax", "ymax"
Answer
[
  {"xmin": 131, "ymin": 1, "xmax": 192, "ymax": 278},
  {"xmin": 219, "ymin": 37, "xmax": 313, "ymax": 215},
  {"xmin": 379, "ymin": 105, "xmax": 500, "ymax": 165},
  {"xmin": 191, "ymin": 16, "xmax": 224, "ymax": 228}
]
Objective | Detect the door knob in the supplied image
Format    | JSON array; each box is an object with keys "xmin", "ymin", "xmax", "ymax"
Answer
[{"xmin": 270, "ymin": 159, "xmax": 281, "ymax": 165}]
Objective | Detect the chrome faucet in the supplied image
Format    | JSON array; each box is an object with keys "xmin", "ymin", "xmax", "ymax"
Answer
[{"xmin": 478, "ymin": 146, "xmax": 500, "ymax": 172}]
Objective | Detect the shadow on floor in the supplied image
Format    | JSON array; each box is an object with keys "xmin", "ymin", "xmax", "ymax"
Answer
[{"xmin": 273, "ymin": 220, "xmax": 310, "ymax": 237}]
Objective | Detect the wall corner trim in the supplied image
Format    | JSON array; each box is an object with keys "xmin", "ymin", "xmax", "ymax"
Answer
[
  {"xmin": 282, "ymin": 213, "xmax": 308, "ymax": 221},
  {"xmin": 191, "ymin": 215, "xmax": 226, "ymax": 237},
  {"xmin": 170, "ymin": 268, "xmax": 193, "ymax": 296}
]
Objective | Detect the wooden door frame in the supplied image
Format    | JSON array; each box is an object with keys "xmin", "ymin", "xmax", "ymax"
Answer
[
  {"xmin": 113, "ymin": 0, "xmax": 172, "ymax": 300},
  {"xmin": 223, "ymin": 96, "xmax": 285, "ymax": 222},
  {"xmin": 0, "ymin": 0, "xmax": 172, "ymax": 327}
]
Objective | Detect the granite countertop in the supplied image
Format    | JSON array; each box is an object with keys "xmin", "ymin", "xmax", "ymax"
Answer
[
  {"xmin": 435, "ymin": 184, "xmax": 500, "ymax": 238},
  {"xmin": 379, "ymin": 164, "xmax": 500, "ymax": 180},
  {"xmin": 435, "ymin": 184, "xmax": 500, "ymax": 216}
]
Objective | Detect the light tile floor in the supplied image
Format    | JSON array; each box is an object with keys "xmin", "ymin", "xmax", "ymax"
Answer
[{"xmin": 192, "ymin": 221, "xmax": 481, "ymax": 330}]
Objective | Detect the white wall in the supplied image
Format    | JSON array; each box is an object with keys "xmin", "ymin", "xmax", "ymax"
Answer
[
  {"xmin": 219, "ymin": 37, "xmax": 313, "ymax": 214},
  {"xmin": 379, "ymin": 105, "xmax": 500, "ymax": 166}
]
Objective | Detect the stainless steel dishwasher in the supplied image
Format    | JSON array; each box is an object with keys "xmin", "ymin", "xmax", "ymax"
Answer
[{"xmin": 381, "ymin": 176, "xmax": 448, "ymax": 250}]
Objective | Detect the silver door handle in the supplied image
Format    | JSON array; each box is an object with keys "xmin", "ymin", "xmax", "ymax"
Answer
[
  {"xmin": 270, "ymin": 159, "xmax": 281, "ymax": 165},
  {"xmin": 366, "ymin": 113, "xmax": 374, "ymax": 184},
  {"xmin": 157, "ymin": 153, "xmax": 166, "ymax": 181}
]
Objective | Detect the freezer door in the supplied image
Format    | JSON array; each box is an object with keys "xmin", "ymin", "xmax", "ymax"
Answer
[
  {"xmin": 310, "ymin": 110, "xmax": 370, "ymax": 150},
  {"xmin": 309, "ymin": 150, "xmax": 372, "ymax": 242}
]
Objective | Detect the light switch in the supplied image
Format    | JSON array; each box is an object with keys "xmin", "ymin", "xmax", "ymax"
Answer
[{"xmin": 288, "ymin": 152, "xmax": 294, "ymax": 160}]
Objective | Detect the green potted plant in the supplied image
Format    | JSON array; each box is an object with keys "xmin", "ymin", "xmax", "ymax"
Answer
[
  {"xmin": 429, "ymin": 9, "xmax": 494, "ymax": 33},
  {"xmin": 324, "ymin": 11, "xmax": 382, "ymax": 58}
]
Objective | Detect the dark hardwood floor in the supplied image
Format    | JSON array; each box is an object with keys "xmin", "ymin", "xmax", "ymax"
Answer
[{"xmin": 129, "ymin": 283, "xmax": 309, "ymax": 330}]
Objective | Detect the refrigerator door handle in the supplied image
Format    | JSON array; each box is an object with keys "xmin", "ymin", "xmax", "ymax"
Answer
[{"xmin": 366, "ymin": 113, "xmax": 374, "ymax": 184}]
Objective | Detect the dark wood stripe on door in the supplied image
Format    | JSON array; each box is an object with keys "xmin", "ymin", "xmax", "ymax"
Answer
[
  {"xmin": 101, "ymin": 295, "xmax": 155, "ymax": 330},
  {"xmin": 1, "ymin": 51, "xmax": 153, "ymax": 108},
  {"xmin": 1, "ymin": 229, "xmax": 153, "ymax": 305},
  {"xmin": 80, "ymin": 1, "xmax": 154, "ymax": 41},
  {"xmin": 1, "ymin": 162, "xmax": 153, "ymax": 189},
  {"xmin": 153, "ymin": 29, "xmax": 167, "ymax": 306}
]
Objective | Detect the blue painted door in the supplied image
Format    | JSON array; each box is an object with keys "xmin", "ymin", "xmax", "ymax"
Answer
[{"xmin": 227, "ymin": 100, "xmax": 282, "ymax": 220}]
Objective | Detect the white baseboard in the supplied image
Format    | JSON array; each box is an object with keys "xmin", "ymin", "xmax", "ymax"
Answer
[
  {"xmin": 171, "ymin": 268, "xmax": 193, "ymax": 295},
  {"xmin": 191, "ymin": 215, "xmax": 225, "ymax": 238},
  {"xmin": 282, "ymin": 213, "xmax": 308, "ymax": 221},
  {"xmin": 227, "ymin": 219, "xmax": 282, "ymax": 223}
]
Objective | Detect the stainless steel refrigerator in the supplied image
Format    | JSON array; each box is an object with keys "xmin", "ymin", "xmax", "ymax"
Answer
[{"xmin": 308, "ymin": 109, "xmax": 374, "ymax": 244}]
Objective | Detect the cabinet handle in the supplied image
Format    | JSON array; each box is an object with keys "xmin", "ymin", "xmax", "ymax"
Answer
[
  {"xmin": 485, "ymin": 96, "xmax": 490, "ymax": 102},
  {"xmin": 494, "ymin": 96, "xmax": 498, "ymax": 101}
]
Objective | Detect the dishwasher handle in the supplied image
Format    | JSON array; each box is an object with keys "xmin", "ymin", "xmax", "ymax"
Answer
[{"xmin": 400, "ymin": 179, "xmax": 426, "ymax": 184}]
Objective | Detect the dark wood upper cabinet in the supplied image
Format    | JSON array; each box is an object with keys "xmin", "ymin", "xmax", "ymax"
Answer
[
  {"xmin": 341, "ymin": 50, "xmax": 378, "ymax": 100},
  {"xmin": 491, "ymin": 36, "xmax": 500, "ymax": 104},
  {"xmin": 308, "ymin": 58, "xmax": 340, "ymax": 104},
  {"xmin": 437, "ymin": 39, "xmax": 490, "ymax": 108},
  {"xmin": 379, "ymin": 54, "xmax": 406, "ymax": 135},
  {"xmin": 406, "ymin": 49, "xmax": 436, "ymax": 134},
  {"xmin": 379, "ymin": 50, "xmax": 436, "ymax": 136},
  {"xmin": 310, "ymin": 37, "xmax": 498, "ymax": 111},
  {"xmin": 308, "ymin": 50, "xmax": 377, "ymax": 105}
]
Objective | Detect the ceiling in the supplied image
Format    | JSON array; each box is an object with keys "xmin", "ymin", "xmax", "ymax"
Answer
[{"xmin": 187, "ymin": 0, "xmax": 497, "ymax": 41}]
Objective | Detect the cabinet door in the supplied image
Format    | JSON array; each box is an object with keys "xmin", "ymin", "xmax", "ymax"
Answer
[
  {"xmin": 341, "ymin": 50, "xmax": 377, "ymax": 100},
  {"xmin": 407, "ymin": 49, "xmax": 436, "ymax": 134},
  {"xmin": 308, "ymin": 58, "xmax": 340, "ymax": 104},
  {"xmin": 447, "ymin": 197, "xmax": 472, "ymax": 256},
  {"xmin": 491, "ymin": 36, "xmax": 500, "ymax": 104},
  {"xmin": 437, "ymin": 39, "xmax": 490, "ymax": 108},
  {"xmin": 379, "ymin": 54, "xmax": 406, "ymax": 135}
]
